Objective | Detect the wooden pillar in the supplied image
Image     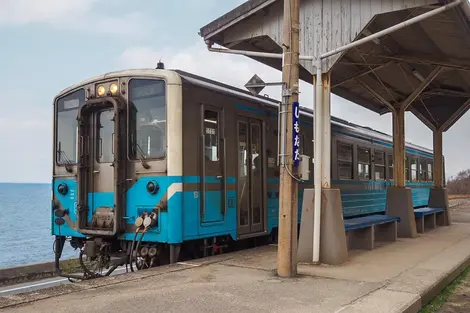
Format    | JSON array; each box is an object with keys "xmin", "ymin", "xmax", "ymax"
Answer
[
  {"xmin": 433, "ymin": 129, "xmax": 443, "ymax": 188},
  {"xmin": 277, "ymin": 0, "xmax": 299, "ymax": 278},
  {"xmin": 392, "ymin": 108, "xmax": 406, "ymax": 188}
]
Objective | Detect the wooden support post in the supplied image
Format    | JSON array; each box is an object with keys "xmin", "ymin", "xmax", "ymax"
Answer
[
  {"xmin": 387, "ymin": 107, "xmax": 417, "ymax": 237},
  {"xmin": 392, "ymin": 107, "xmax": 406, "ymax": 187},
  {"xmin": 433, "ymin": 129, "xmax": 443, "ymax": 188},
  {"xmin": 277, "ymin": 0, "xmax": 299, "ymax": 278}
]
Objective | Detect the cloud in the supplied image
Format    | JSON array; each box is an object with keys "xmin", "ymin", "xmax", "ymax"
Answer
[
  {"xmin": 116, "ymin": 41, "xmax": 470, "ymax": 178},
  {"xmin": 116, "ymin": 41, "xmax": 414, "ymax": 137},
  {"xmin": 0, "ymin": 0, "xmax": 153, "ymax": 38},
  {"xmin": 0, "ymin": 108, "xmax": 52, "ymax": 183}
]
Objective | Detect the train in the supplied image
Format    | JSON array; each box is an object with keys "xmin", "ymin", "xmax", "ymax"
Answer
[{"xmin": 52, "ymin": 64, "xmax": 444, "ymax": 278}]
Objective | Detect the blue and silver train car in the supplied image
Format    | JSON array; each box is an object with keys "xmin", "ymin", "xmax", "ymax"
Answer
[{"xmin": 52, "ymin": 65, "xmax": 443, "ymax": 278}]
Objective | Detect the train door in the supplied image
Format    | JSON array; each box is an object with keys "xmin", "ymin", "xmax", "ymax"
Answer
[
  {"xmin": 237, "ymin": 118, "xmax": 265, "ymax": 236},
  {"xmin": 89, "ymin": 109, "xmax": 115, "ymax": 223},
  {"xmin": 200, "ymin": 105, "xmax": 226, "ymax": 224},
  {"xmin": 77, "ymin": 98, "xmax": 126, "ymax": 236}
]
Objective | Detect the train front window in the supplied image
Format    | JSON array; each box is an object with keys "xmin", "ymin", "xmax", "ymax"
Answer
[
  {"xmin": 56, "ymin": 89, "xmax": 85, "ymax": 164},
  {"xmin": 128, "ymin": 79, "xmax": 166, "ymax": 160}
]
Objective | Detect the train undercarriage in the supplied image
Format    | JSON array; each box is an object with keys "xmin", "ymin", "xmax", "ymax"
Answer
[{"xmin": 54, "ymin": 230, "xmax": 277, "ymax": 282}]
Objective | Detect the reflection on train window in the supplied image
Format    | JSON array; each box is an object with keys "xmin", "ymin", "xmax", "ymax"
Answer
[
  {"xmin": 56, "ymin": 89, "xmax": 85, "ymax": 164},
  {"xmin": 358, "ymin": 147, "xmax": 370, "ymax": 180},
  {"xmin": 238, "ymin": 122, "xmax": 249, "ymax": 227},
  {"xmin": 411, "ymin": 158, "xmax": 418, "ymax": 181},
  {"xmin": 98, "ymin": 110, "xmax": 114, "ymax": 163},
  {"xmin": 337, "ymin": 142, "xmax": 353, "ymax": 179},
  {"xmin": 427, "ymin": 161, "xmax": 433, "ymax": 181},
  {"xmin": 374, "ymin": 150, "xmax": 385, "ymax": 180},
  {"xmin": 204, "ymin": 110, "xmax": 219, "ymax": 162},
  {"xmin": 251, "ymin": 124, "xmax": 261, "ymax": 225},
  {"xmin": 419, "ymin": 160, "xmax": 427, "ymax": 181},
  {"xmin": 128, "ymin": 79, "xmax": 166, "ymax": 160},
  {"xmin": 388, "ymin": 154, "xmax": 394, "ymax": 180}
]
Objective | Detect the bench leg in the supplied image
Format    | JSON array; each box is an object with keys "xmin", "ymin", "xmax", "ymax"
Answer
[
  {"xmin": 424, "ymin": 214, "xmax": 437, "ymax": 231},
  {"xmin": 415, "ymin": 217, "xmax": 425, "ymax": 233},
  {"xmin": 375, "ymin": 221, "xmax": 397, "ymax": 242},
  {"xmin": 347, "ymin": 226, "xmax": 374, "ymax": 250},
  {"xmin": 436, "ymin": 211, "xmax": 446, "ymax": 227}
]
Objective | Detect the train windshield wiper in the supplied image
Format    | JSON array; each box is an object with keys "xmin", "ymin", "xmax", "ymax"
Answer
[
  {"xmin": 57, "ymin": 143, "xmax": 73, "ymax": 173},
  {"xmin": 134, "ymin": 143, "xmax": 150, "ymax": 169}
]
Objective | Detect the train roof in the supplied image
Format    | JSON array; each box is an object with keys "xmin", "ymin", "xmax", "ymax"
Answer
[
  {"xmin": 54, "ymin": 67, "xmax": 433, "ymax": 155},
  {"xmin": 174, "ymin": 69, "xmax": 434, "ymax": 155}
]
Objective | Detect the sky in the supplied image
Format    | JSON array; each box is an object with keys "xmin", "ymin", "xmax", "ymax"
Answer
[{"xmin": 0, "ymin": 0, "xmax": 468, "ymax": 183}]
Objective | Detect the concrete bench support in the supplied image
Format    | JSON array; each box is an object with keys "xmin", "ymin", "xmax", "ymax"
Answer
[
  {"xmin": 298, "ymin": 188, "xmax": 348, "ymax": 265},
  {"xmin": 428, "ymin": 188, "xmax": 451, "ymax": 226},
  {"xmin": 414, "ymin": 207, "xmax": 445, "ymax": 233},
  {"xmin": 347, "ymin": 227, "xmax": 374, "ymax": 250},
  {"xmin": 345, "ymin": 216, "xmax": 399, "ymax": 251},
  {"xmin": 386, "ymin": 187, "xmax": 417, "ymax": 238},
  {"xmin": 375, "ymin": 221, "xmax": 398, "ymax": 242}
]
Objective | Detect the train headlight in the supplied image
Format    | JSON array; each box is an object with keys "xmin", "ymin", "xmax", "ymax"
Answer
[
  {"xmin": 57, "ymin": 183, "xmax": 68, "ymax": 196},
  {"xmin": 109, "ymin": 83, "xmax": 118, "ymax": 95},
  {"xmin": 146, "ymin": 181, "xmax": 159, "ymax": 194},
  {"xmin": 97, "ymin": 85, "xmax": 106, "ymax": 97}
]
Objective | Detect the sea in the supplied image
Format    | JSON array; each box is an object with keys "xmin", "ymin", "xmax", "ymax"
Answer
[{"xmin": 0, "ymin": 183, "xmax": 79, "ymax": 269}]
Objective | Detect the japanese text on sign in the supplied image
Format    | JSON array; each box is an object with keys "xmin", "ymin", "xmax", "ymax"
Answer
[{"xmin": 293, "ymin": 101, "xmax": 300, "ymax": 167}]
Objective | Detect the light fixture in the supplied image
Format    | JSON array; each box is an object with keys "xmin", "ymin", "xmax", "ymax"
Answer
[
  {"xmin": 109, "ymin": 83, "xmax": 118, "ymax": 94},
  {"xmin": 97, "ymin": 85, "xmax": 106, "ymax": 97}
]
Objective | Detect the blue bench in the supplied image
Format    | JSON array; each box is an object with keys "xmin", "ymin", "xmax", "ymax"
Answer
[
  {"xmin": 414, "ymin": 207, "xmax": 446, "ymax": 233},
  {"xmin": 344, "ymin": 215, "xmax": 401, "ymax": 250}
]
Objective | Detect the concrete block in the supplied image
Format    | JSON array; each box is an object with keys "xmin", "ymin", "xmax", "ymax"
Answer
[
  {"xmin": 424, "ymin": 214, "xmax": 436, "ymax": 232},
  {"xmin": 348, "ymin": 227, "xmax": 374, "ymax": 250},
  {"xmin": 415, "ymin": 217, "xmax": 424, "ymax": 234},
  {"xmin": 375, "ymin": 221, "xmax": 397, "ymax": 242},
  {"xmin": 298, "ymin": 188, "xmax": 348, "ymax": 265},
  {"xmin": 429, "ymin": 188, "xmax": 451, "ymax": 226},
  {"xmin": 436, "ymin": 211, "xmax": 446, "ymax": 227},
  {"xmin": 386, "ymin": 187, "xmax": 418, "ymax": 238}
]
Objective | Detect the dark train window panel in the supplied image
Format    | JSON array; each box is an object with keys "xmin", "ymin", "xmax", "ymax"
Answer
[
  {"xmin": 428, "ymin": 161, "xmax": 433, "ymax": 181},
  {"xmin": 405, "ymin": 156, "xmax": 410, "ymax": 181},
  {"xmin": 338, "ymin": 162, "xmax": 353, "ymax": 179},
  {"xmin": 388, "ymin": 154, "xmax": 393, "ymax": 180},
  {"xmin": 374, "ymin": 151, "xmax": 385, "ymax": 180},
  {"xmin": 337, "ymin": 142, "xmax": 353, "ymax": 162},
  {"xmin": 419, "ymin": 160, "xmax": 427, "ymax": 182},
  {"xmin": 337, "ymin": 142, "xmax": 353, "ymax": 179}
]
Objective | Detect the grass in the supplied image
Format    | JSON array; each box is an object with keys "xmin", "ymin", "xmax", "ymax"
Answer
[
  {"xmin": 59, "ymin": 258, "xmax": 81, "ymax": 274},
  {"xmin": 419, "ymin": 267, "xmax": 470, "ymax": 313}
]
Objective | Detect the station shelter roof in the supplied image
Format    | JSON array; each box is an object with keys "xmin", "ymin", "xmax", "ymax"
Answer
[{"xmin": 200, "ymin": 0, "xmax": 470, "ymax": 131}]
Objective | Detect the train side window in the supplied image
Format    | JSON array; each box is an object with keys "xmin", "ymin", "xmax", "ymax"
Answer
[
  {"xmin": 204, "ymin": 110, "xmax": 219, "ymax": 162},
  {"xmin": 410, "ymin": 158, "xmax": 418, "ymax": 182},
  {"xmin": 337, "ymin": 142, "xmax": 353, "ymax": 179},
  {"xmin": 388, "ymin": 154, "xmax": 394, "ymax": 180},
  {"xmin": 427, "ymin": 161, "xmax": 433, "ymax": 182},
  {"xmin": 419, "ymin": 159, "xmax": 427, "ymax": 181},
  {"xmin": 405, "ymin": 156, "xmax": 410, "ymax": 181},
  {"xmin": 374, "ymin": 151, "xmax": 385, "ymax": 180},
  {"xmin": 358, "ymin": 147, "xmax": 371, "ymax": 180}
]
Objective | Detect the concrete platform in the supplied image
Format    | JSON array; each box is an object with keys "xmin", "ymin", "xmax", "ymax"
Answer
[{"xmin": 1, "ymin": 202, "xmax": 469, "ymax": 313}]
